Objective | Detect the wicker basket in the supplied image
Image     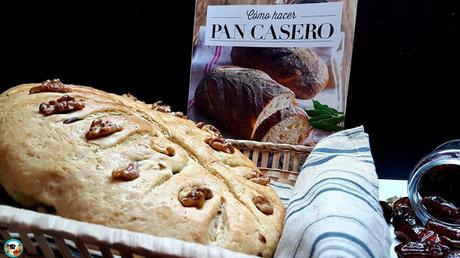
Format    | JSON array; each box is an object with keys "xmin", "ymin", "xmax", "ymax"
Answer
[
  {"xmin": 227, "ymin": 139, "xmax": 312, "ymax": 186},
  {"xmin": 0, "ymin": 140, "xmax": 312, "ymax": 258}
]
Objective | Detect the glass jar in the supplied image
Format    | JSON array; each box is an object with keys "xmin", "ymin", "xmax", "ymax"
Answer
[{"xmin": 408, "ymin": 140, "xmax": 460, "ymax": 226}]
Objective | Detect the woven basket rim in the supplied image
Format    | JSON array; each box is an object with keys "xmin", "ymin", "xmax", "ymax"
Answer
[{"xmin": 227, "ymin": 139, "xmax": 314, "ymax": 153}]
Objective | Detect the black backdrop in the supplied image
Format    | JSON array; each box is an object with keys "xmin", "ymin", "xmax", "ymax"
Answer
[{"xmin": 1, "ymin": 1, "xmax": 459, "ymax": 179}]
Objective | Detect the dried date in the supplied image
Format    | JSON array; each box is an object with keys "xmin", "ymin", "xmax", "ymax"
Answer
[
  {"xmin": 29, "ymin": 79, "xmax": 71, "ymax": 94},
  {"xmin": 427, "ymin": 220, "xmax": 460, "ymax": 242},
  {"xmin": 395, "ymin": 241, "xmax": 449, "ymax": 258},
  {"xmin": 394, "ymin": 224, "xmax": 443, "ymax": 244},
  {"xmin": 422, "ymin": 196, "xmax": 460, "ymax": 223},
  {"xmin": 85, "ymin": 119, "xmax": 123, "ymax": 140},
  {"xmin": 392, "ymin": 197, "xmax": 420, "ymax": 228},
  {"xmin": 391, "ymin": 197, "xmax": 460, "ymax": 257},
  {"xmin": 112, "ymin": 163, "xmax": 139, "ymax": 181},
  {"xmin": 39, "ymin": 95, "xmax": 85, "ymax": 116}
]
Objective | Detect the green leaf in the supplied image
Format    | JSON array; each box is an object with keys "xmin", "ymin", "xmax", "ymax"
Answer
[
  {"xmin": 312, "ymin": 100, "xmax": 332, "ymax": 114},
  {"xmin": 306, "ymin": 109, "xmax": 328, "ymax": 117},
  {"xmin": 310, "ymin": 120, "xmax": 340, "ymax": 131},
  {"xmin": 321, "ymin": 114, "xmax": 345, "ymax": 124},
  {"xmin": 312, "ymin": 100, "xmax": 343, "ymax": 115},
  {"xmin": 309, "ymin": 114, "xmax": 333, "ymax": 123},
  {"xmin": 306, "ymin": 100, "xmax": 345, "ymax": 131}
]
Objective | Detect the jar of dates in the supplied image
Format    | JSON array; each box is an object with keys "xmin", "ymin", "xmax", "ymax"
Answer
[{"xmin": 408, "ymin": 140, "xmax": 460, "ymax": 226}]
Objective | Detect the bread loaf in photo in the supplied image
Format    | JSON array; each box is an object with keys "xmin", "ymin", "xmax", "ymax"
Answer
[
  {"xmin": 253, "ymin": 107, "xmax": 311, "ymax": 144},
  {"xmin": 195, "ymin": 66, "xmax": 296, "ymax": 139},
  {"xmin": 231, "ymin": 47, "xmax": 329, "ymax": 99}
]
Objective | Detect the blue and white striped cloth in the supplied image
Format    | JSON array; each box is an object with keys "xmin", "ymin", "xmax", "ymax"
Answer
[{"xmin": 273, "ymin": 126, "xmax": 391, "ymax": 258}]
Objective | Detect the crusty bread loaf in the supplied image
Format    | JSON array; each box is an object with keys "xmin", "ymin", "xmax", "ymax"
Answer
[
  {"xmin": 231, "ymin": 47, "xmax": 329, "ymax": 99},
  {"xmin": 195, "ymin": 66, "xmax": 296, "ymax": 139},
  {"xmin": 0, "ymin": 81, "xmax": 285, "ymax": 257},
  {"xmin": 253, "ymin": 107, "xmax": 312, "ymax": 144}
]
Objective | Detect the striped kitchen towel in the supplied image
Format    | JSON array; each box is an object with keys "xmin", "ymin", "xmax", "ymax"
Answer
[{"xmin": 274, "ymin": 126, "xmax": 391, "ymax": 258}]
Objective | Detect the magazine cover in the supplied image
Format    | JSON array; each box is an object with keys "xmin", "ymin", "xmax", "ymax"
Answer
[{"xmin": 188, "ymin": 0, "xmax": 357, "ymax": 144}]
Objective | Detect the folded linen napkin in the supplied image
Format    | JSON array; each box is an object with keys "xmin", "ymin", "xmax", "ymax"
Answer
[{"xmin": 272, "ymin": 126, "xmax": 391, "ymax": 258}]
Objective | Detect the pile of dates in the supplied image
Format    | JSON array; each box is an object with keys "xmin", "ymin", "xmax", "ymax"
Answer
[{"xmin": 382, "ymin": 197, "xmax": 460, "ymax": 257}]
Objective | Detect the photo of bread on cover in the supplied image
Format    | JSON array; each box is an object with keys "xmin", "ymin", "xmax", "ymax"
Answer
[
  {"xmin": 195, "ymin": 66, "xmax": 312, "ymax": 144},
  {"xmin": 188, "ymin": 0, "xmax": 356, "ymax": 144},
  {"xmin": 0, "ymin": 80, "xmax": 285, "ymax": 257},
  {"xmin": 231, "ymin": 47, "xmax": 329, "ymax": 99}
]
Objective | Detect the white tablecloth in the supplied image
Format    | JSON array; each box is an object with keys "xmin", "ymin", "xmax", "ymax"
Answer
[{"xmin": 379, "ymin": 179, "xmax": 407, "ymax": 258}]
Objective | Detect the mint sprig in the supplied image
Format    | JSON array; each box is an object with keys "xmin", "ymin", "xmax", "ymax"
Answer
[{"xmin": 306, "ymin": 100, "xmax": 344, "ymax": 132}]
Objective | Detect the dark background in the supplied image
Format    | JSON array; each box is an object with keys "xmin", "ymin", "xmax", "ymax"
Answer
[{"xmin": 0, "ymin": 1, "xmax": 459, "ymax": 179}]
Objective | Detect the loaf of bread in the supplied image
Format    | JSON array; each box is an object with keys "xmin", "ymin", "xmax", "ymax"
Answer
[
  {"xmin": 253, "ymin": 107, "xmax": 312, "ymax": 144},
  {"xmin": 195, "ymin": 66, "xmax": 296, "ymax": 139},
  {"xmin": 0, "ymin": 80, "xmax": 285, "ymax": 257},
  {"xmin": 231, "ymin": 47, "xmax": 329, "ymax": 99}
]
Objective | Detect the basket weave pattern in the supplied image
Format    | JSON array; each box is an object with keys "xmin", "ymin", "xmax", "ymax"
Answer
[{"xmin": 227, "ymin": 139, "xmax": 312, "ymax": 186}]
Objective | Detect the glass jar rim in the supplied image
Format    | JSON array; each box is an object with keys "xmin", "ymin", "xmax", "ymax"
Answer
[{"xmin": 408, "ymin": 152, "xmax": 460, "ymax": 227}]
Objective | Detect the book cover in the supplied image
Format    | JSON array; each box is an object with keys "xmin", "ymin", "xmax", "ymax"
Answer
[{"xmin": 188, "ymin": 0, "xmax": 357, "ymax": 145}]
